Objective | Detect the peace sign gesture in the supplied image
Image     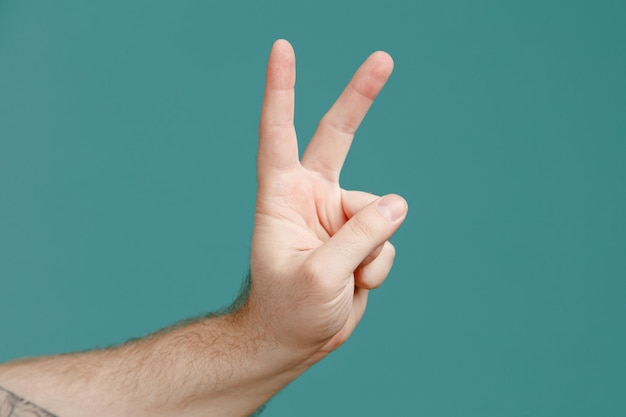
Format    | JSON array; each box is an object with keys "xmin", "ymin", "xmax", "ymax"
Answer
[
  {"xmin": 0, "ymin": 39, "xmax": 409, "ymax": 417},
  {"xmin": 245, "ymin": 39, "xmax": 408, "ymax": 366}
]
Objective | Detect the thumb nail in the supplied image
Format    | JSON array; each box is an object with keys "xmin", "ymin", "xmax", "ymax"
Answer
[{"xmin": 376, "ymin": 194, "xmax": 408, "ymax": 221}]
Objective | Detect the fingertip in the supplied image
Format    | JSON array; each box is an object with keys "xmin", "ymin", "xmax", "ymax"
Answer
[
  {"xmin": 376, "ymin": 194, "xmax": 408, "ymax": 222},
  {"xmin": 369, "ymin": 50, "xmax": 394, "ymax": 75},
  {"xmin": 266, "ymin": 39, "xmax": 295, "ymax": 85},
  {"xmin": 352, "ymin": 50, "xmax": 394, "ymax": 99},
  {"xmin": 273, "ymin": 38, "xmax": 292, "ymax": 46},
  {"xmin": 271, "ymin": 39, "xmax": 295, "ymax": 58}
]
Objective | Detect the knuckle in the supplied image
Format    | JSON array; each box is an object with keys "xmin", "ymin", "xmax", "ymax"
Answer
[
  {"xmin": 301, "ymin": 257, "xmax": 334, "ymax": 288},
  {"xmin": 321, "ymin": 115, "xmax": 357, "ymax": 137},
  {"xmin": 302, "ymin": 257, "xmax": 323, "ymax": 282},
  {"xmin": 301, "ymin": 257, "xmax": 340, "ymax": 296},
  {"xmin": 347, "ymin": 215, "xmax": 376, "ymax": 240}
]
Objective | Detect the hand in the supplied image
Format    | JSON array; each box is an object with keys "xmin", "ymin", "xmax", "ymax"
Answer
[
  {"xmin": 0, "ymin": 39, "xmax": 408, "ymax": 417},
  {"xmin": 245, "ymin": 40, "xmax": 408, "ymax": 366}
]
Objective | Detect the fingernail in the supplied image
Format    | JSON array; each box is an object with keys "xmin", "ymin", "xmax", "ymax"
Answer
[{"xmin": 376, "ymin": 194, "xmax": 407, "ymax": 221}]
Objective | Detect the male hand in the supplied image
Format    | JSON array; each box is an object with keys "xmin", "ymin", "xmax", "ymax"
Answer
[
  {"xmin": 245, "ymin": 40, "xmax": 408, "ymax": 366},
  {"xmin": 0, "ymin": 40, "xmax": 407, "ymax": 417},
  {"xmin": 0, "ymin": 39, "xmax": 409, "ymax": 417}
]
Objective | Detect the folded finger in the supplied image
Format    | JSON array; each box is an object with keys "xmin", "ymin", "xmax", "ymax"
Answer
[
  {"xmin": 354, "ymin": 241, "xmax": 396, "ymax": 290},
  {"xmin": 341, "ymin": 189, "xmax": 380, "ymax": 219}
]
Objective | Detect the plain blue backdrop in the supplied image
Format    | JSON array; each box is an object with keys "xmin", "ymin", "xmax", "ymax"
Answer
[{"xmin": 1, "ymin": 1, "xmax": 625, "ymax": 416}]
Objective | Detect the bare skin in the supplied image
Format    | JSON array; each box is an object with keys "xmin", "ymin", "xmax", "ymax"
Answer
[{"xmin": 0, "ymin": 39, "xmax": 408, "ymax": 417}]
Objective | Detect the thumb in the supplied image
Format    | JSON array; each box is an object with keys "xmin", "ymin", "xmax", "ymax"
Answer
[{"xmin": 309, "ymin": 194, "xmax": 408, "ymax": 280}]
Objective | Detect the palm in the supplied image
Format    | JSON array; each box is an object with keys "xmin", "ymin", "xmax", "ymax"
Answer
[
  {"xmin": 249, "ymin": 40, "xmax": 396, "ymax": 359},
  {"xmin": 257, "ymin": 169, "xmax": 341, "ymax": 248}
]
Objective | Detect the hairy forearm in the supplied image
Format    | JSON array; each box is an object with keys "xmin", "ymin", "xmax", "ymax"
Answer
[{"xmin": 0, "ymin": 309, "xmax": 310, "ymax": 417}]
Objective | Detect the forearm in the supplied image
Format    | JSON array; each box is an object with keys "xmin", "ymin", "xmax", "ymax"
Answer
[
  {"xmin": 0, "ymin": 38, "xmax": 405, "ymax": 417},
  {"xmin": 0, "ymin": 310, "xmax": 310, "ymax": 417}
]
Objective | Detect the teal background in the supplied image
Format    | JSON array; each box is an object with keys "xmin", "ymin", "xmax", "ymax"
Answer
[{"xmin": 1, "ymin": 1, "xmax": 625, "ymax": 416}]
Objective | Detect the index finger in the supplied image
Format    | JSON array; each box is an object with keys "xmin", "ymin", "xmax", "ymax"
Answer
[{"xmin": 257, "ymin": 40, "xmax": 300, "ymax": 183}]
